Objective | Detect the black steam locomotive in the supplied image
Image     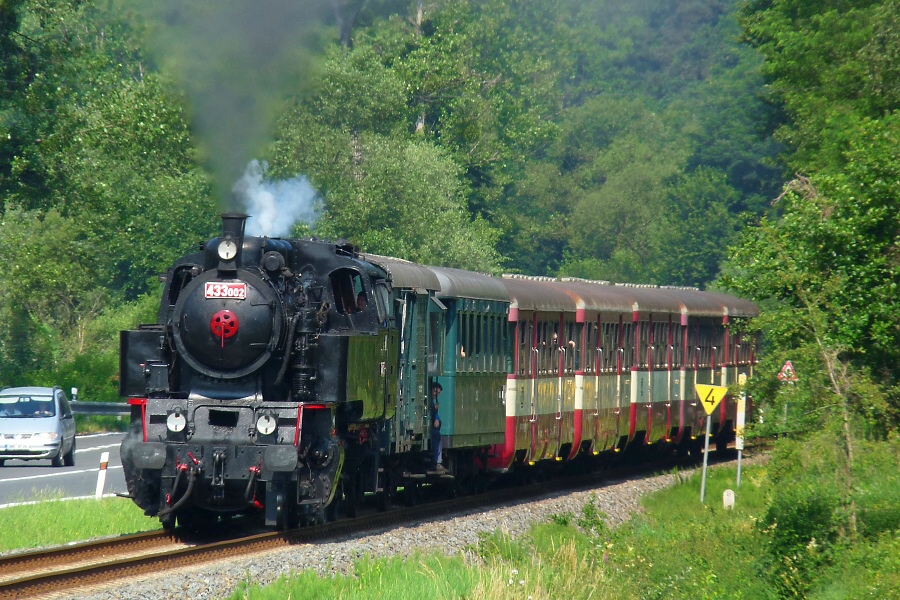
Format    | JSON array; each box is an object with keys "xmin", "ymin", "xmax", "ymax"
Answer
[{"xmin": 120, "ymin": 214, "xmax": 758, "ymax": 529}]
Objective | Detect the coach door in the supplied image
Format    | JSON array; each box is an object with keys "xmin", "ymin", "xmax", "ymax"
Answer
[
  {"xmin": 395, "ymin": 290, "xmax": 430, "ymax": 453},
  {"xmin": 426, "ymin": 296, "xmax": 446, "ymax": 452}
]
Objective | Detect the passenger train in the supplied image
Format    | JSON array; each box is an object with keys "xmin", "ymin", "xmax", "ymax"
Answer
[{"xmin": 119, "ymin": 214, "xmax": 758, "ymax": 529}]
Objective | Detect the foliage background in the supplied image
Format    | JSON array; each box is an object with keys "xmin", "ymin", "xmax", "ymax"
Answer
[{"xmin": 0, "ymin": 0, "xmax": 897, "ymax": 446}]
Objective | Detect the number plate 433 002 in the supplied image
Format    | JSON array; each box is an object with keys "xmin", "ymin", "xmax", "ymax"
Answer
[{"xmin": 205, "ymin": 282, "xmax": 247, "ymax": 300}]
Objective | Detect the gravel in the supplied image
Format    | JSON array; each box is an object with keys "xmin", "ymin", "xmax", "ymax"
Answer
[{"xmin": 72, "ymin": 455, "xmax": 764, "ymax": 600}]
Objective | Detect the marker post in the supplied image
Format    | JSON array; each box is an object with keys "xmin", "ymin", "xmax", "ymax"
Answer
[
  {"xmin": 95, "ymin": 451, "xmax": 109, "ymax": 499},
  {"xmin": 695, "ymin": 384, "xmax": 728, "ymax": 504},
  {"xmin": 700, "ymin": 414, "xmax": 712, "ymax": 503},
  {"xmin": 736, "ymin": 374, "xmax": 747, "ymax": 488}
]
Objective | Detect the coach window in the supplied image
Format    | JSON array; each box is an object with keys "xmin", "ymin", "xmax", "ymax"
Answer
[
  {"xmin": 469, "ymin": 313, "xmax": 484, "ymax": 372},
  {"xmin": 536, "ymin": 322, "xmax": 546, "ymax": 374},
  {"xmin": 672, "ymin": 322, "xmax": 684, "ymax": 369},
  {"xmin": 517, "ymin": 321, "xmax": 529, "ymax": 376},
  {"xmin": 428, "ymin": 310, "xmax": 443, "ymax": 374},
  {"xmin": 502, "ymin": 316, "xmax": 509, "ymax": 373},
  {"xmin": 621, "ymin": 322, "xmax": 634, "ymax": 371},
  {"xmin": 481, "ymin": 315, "xmax": 492, "ymax": 371},
  {"xmin": 583, "ymin": 322, "xmax": 593, "ymax": 375},
  {"xmin": 638, "ymin": 319, "xmax": 650, "ymax": 369},
  {"xmin": 456, "ymin": 313, "xmax": 464, "ymax": 371},
  {"xmin": 564, "ymin": 322, "xmax": 577, "ymax": 374},
  {"xmin": 653, "ymin": 321, "xmax": 667, "ymax": 368},
  {"xmin": 495, "ymin": 314, "xmax": 502, "ymax": 372},
  {"xmin": 698, "ymin": 319, "xmax": 714, "ymax": 368},
  {"xmin": 485, "ymin": 313, "xmax": 493, "ymax": 372},
  {"xmin": 458, "ymin": 312, "xmax": 469, "ymax": 372},
  {"xmin": 538, "ymin": 322, "xmax": 552, "ymax": 374}
]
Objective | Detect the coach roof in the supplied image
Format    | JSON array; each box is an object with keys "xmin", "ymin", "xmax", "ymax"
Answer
[
  {"xmin": 430, "ymin": 266, "xmax": 510, "ymax": 302},
  {"xmin": 361, "ymin": 254, "xmax": 441, "ymax": 292}
]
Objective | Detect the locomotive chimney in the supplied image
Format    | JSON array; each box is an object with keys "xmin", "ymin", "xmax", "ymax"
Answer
[{"xmin": 217, "ymin": 212, "xmax": 248, "ymax": 272}]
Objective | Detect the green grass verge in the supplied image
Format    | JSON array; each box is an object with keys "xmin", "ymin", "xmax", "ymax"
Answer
[
  {"xmin": 0, "ymin": 493, "xmax": 159, "ymax": 552},
  {"xmin": 229, "ymin": 439, "xmax": 900, "ymax": 600}
]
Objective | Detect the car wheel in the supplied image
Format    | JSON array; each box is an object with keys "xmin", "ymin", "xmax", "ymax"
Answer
[
  {"xmin": 64, "ymin": 439, "xmax": 75, "ymax": 467},
  {"xmin": 51, "ymin": 450, "xmax": 64, "ymax": 467},
  {"xmin": 0, "ymin": 459, "xmax": 5, "ymax": 467}
]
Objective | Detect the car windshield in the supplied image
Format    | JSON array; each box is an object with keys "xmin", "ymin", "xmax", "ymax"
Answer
[{"xmin": 0, "ymin": 395, "xmax": 56, "ymax": 418}]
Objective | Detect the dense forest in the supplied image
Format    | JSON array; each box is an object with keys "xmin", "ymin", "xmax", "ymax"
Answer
[{"xmin": 0, "ymin": 0, "xmax": 897, "ymax": 446}]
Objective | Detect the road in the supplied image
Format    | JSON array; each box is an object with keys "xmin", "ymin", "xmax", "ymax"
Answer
[{"xmin": 0, "ymin": 432, "xmax": 127, "ymax": 507}]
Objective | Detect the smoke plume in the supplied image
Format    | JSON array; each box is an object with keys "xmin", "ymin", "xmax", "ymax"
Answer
[
  {"xmin": 233, "ymin": 160, "xmax": 320, "ymax": 237},
  {"xmin": 136, "ymin": 0, "xmax": 328, "ymax": 204}
]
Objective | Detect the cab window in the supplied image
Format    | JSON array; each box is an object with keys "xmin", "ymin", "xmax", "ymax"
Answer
[{"xmin": 329, "ymin": 268, "xmax": 365, "ymax": 315}]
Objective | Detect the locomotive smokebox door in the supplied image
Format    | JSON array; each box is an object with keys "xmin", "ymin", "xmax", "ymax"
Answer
[{"xmin": 171, "ymin": 269, "xmax": 285, "ymax": 379}]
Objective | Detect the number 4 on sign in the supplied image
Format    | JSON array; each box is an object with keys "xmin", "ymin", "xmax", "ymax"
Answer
[{"xmin": 695, "ymin": 384, "xmax": 728, "ymax": 416}]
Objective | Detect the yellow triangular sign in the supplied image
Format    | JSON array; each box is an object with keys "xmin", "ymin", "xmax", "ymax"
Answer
[{"xmin": 695, "ymin": 384, "xmax": 728, "ymax": 415}]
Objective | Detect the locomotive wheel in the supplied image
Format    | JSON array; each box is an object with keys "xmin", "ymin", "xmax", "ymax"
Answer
[{"xmin": 274, "ymin": 491, "xmax": 286, "ymax": 530}]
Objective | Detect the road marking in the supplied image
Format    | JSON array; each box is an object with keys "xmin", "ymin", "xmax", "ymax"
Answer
[
  {"xmin": 0, "ymin": 465, "xmax": 123, "ymax": 483},
  {"xmin": 75, "ymin": 442, "xmax": 120, "ymax": 453}
]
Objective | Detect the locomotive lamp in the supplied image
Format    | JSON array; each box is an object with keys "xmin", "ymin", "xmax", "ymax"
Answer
[
  {"xmin": 166, "ymin": 409, "xmax": 187, "ymax": 433},
  {"xmin": 256, "ymin": 413, "xmax": 277, "ymax": 436},
  {"xmin": 218, "ymin": 238, "xmax": 238, "ymax": 261}
]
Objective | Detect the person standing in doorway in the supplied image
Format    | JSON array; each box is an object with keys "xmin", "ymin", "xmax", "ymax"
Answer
[{"xmin": 431, "ymin": 382, "xmax": 447, "ymax": 474}]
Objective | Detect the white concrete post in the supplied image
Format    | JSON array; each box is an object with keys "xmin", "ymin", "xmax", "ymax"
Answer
[{"xmin": 95, "ymin": 451, "xmax": 109, "ymax": 499}]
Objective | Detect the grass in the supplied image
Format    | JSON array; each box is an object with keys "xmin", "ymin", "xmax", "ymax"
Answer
[
  {"xmin": 228, "ymin": 441, "xmax": 900, "ymax": 600},
  {"xmin": 0, "ymin": 492, "xmax": 158, "ymax": 552}
]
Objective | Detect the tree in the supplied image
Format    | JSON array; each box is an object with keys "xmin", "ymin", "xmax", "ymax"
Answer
[
  {"xmin": 659, "ymin": 167, "xmax": 742, "ymax": 287},
  {"xmin": 739, "ymin": 0, "xmax": 895, "ymax": 173},
  {"xmin": 1, "ymin": 0, "xmax": 217, "ymax": 298},
  {"xmin": 722, "ymin": 120, "xmax": 900, "ymax": 533}
]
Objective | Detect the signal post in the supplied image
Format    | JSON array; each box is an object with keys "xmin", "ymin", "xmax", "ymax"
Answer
[{"xmin": 695, "ymin": 384, "xmax": 728, "ymax": 503}]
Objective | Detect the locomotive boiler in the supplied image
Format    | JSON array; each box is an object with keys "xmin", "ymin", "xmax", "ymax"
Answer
[{"xmin": 121, "ymin": 213, "xmax": 759, "ymax": 531}]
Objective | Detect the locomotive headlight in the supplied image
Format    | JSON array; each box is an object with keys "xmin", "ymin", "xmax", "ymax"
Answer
[
  {"xmin": 256, "ymin": 414, "xmax": 277, "ymax": 436},
  {"xmin": 218, "ymin": 239, "xmax": 238, "ymax": 261},
  {"xmin": 167, "ymin": 410, "xmax": 187, "ymax": 433}
]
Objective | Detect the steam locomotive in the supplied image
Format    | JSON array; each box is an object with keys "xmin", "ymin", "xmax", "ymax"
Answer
[{"xmin": 120, "ymin": 213, "xmax": 758, "ymax": 529}]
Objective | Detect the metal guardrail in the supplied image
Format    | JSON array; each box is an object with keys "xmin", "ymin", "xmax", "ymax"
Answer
[{"xmin": 70, "ymin": 401, "xmax": 130, "ymax": 416}]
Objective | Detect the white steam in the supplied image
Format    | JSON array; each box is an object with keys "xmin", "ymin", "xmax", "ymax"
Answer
[{"xmin": 233, "ymin": 160, "xmax": 320, "ymax": 237}]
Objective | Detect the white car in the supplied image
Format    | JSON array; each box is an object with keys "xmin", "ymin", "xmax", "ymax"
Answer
[{"xmin": 0, "ymin": 386, "xmax": 76, "ymax": 467}]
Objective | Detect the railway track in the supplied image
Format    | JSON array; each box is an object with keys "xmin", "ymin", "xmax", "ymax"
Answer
[{"xmin": 0, "ymin": 449, "xmax": 746, "ymax": 599}]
